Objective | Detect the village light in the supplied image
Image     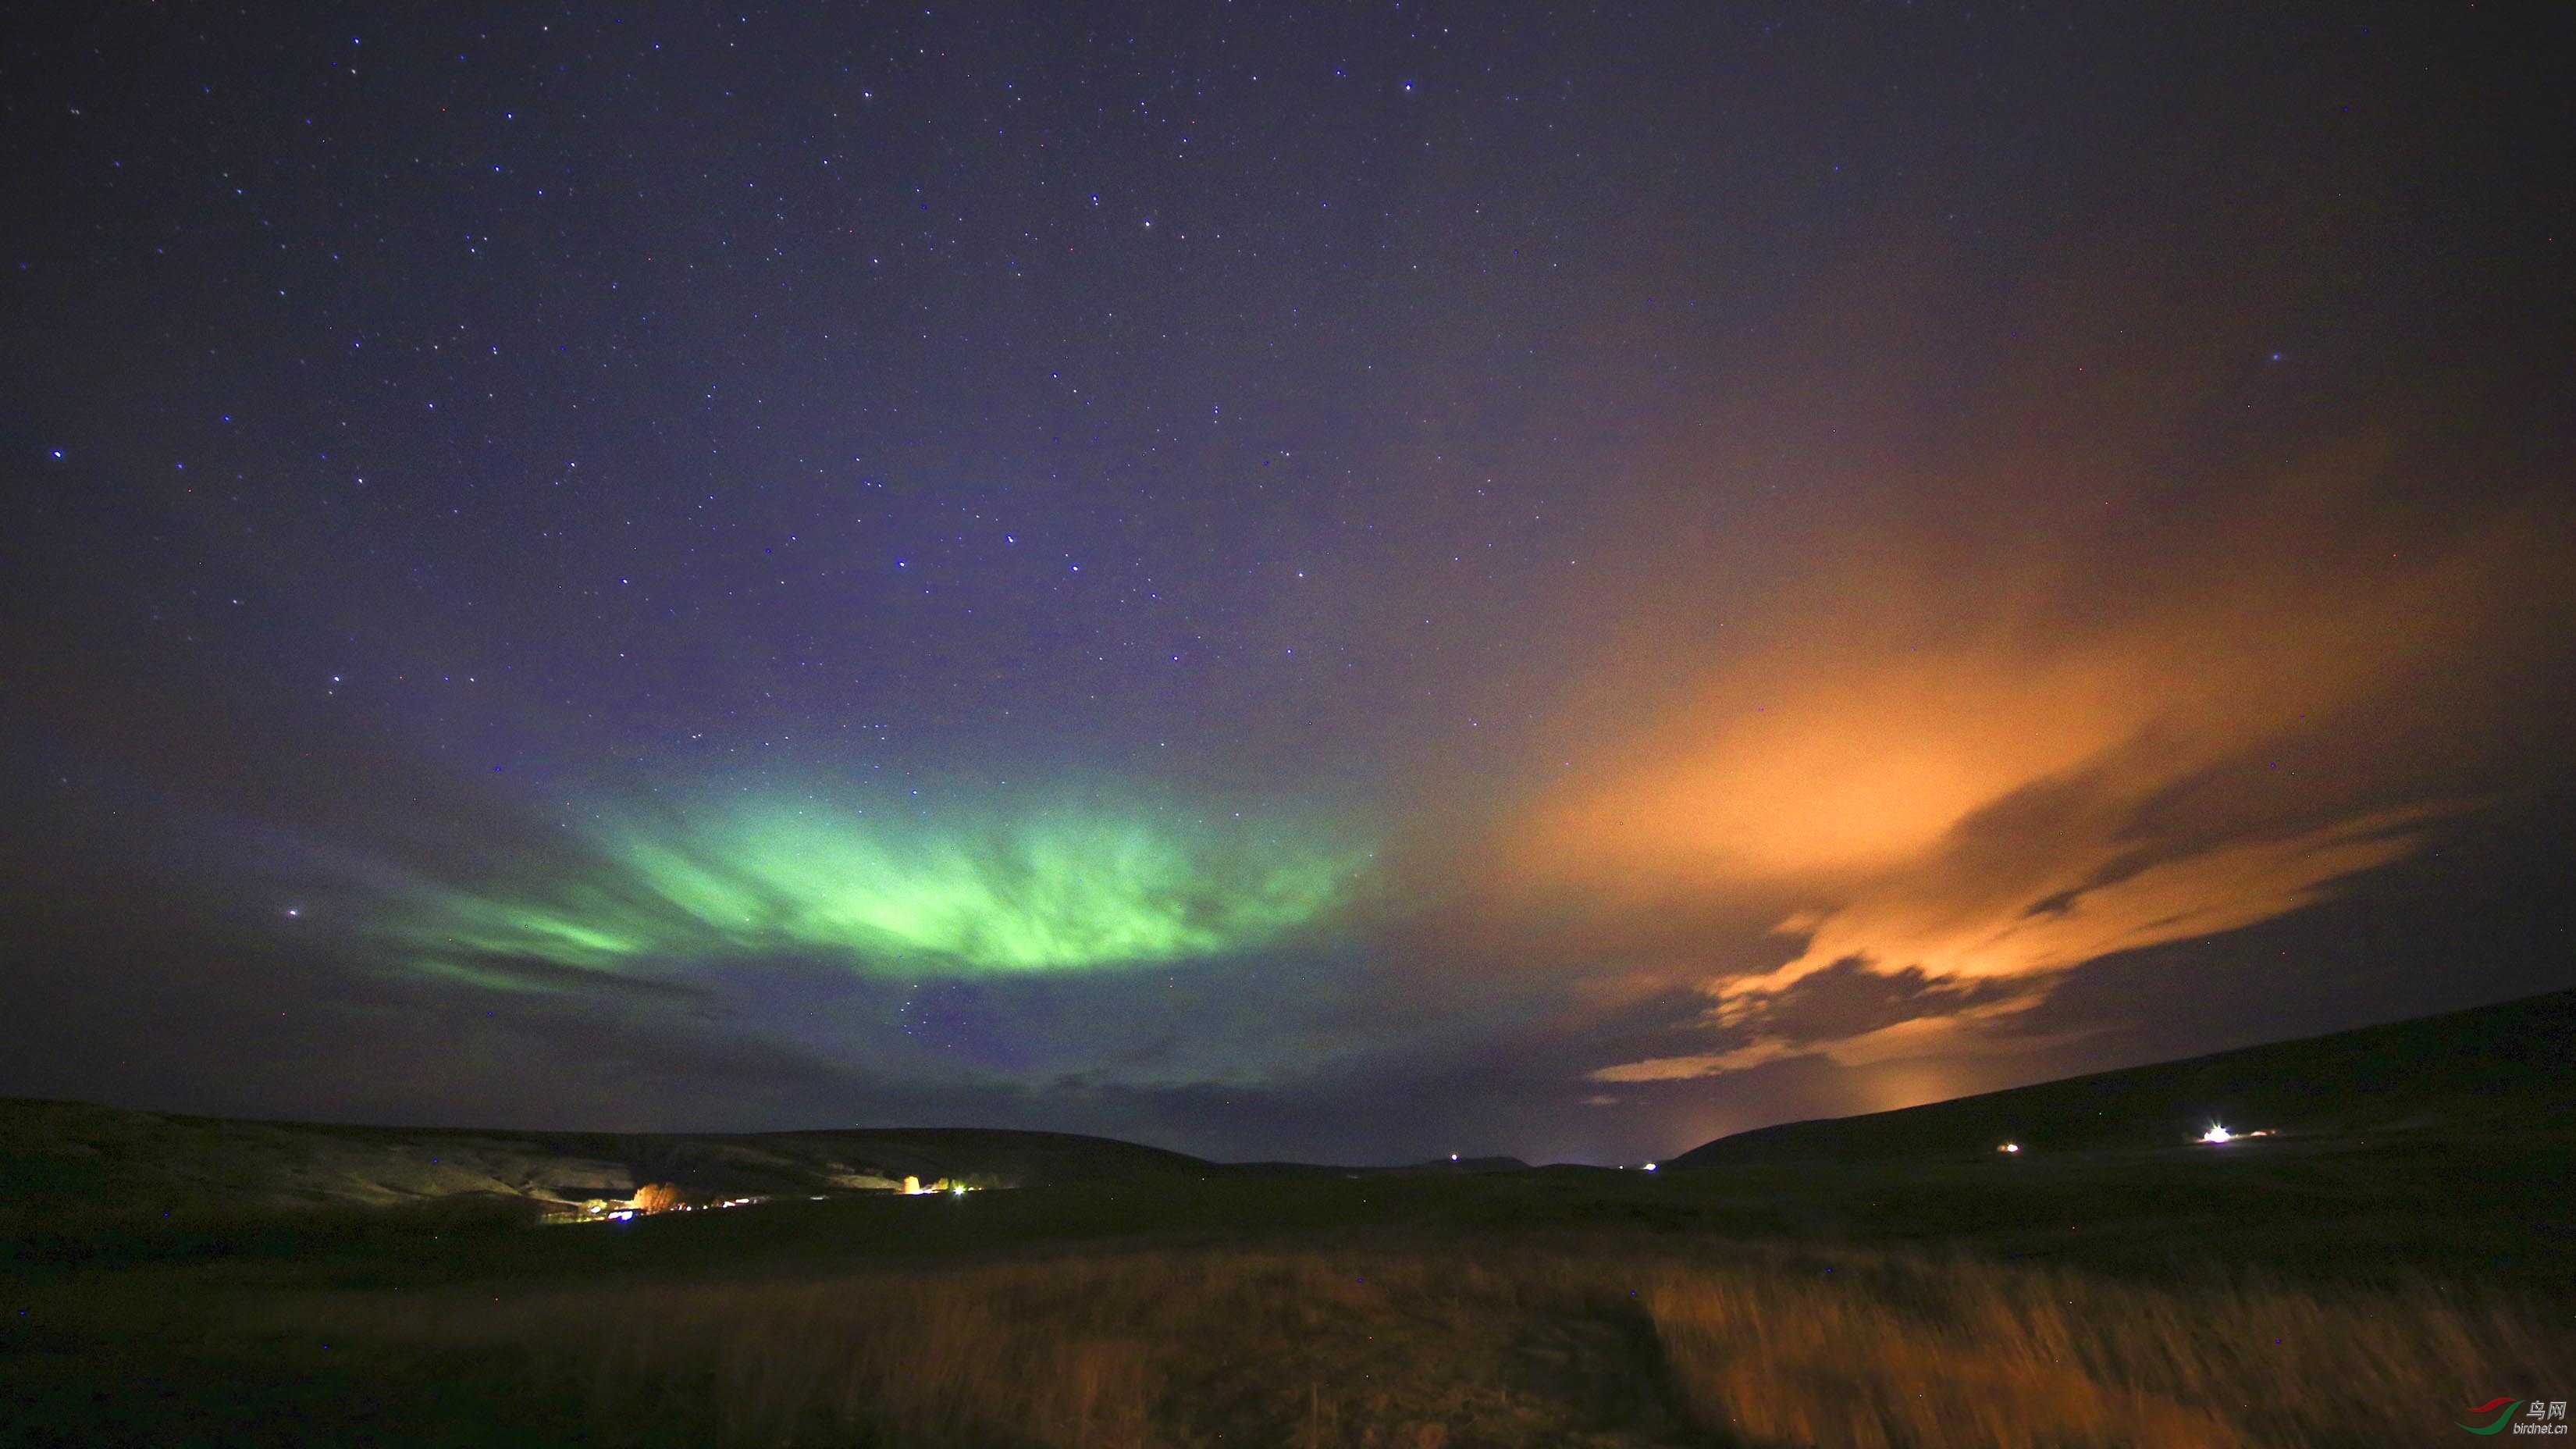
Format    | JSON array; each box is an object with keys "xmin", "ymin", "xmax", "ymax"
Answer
[{"xmin": 2201, "ymin": 1123, "xmax": 2234, "ymax": 1144}]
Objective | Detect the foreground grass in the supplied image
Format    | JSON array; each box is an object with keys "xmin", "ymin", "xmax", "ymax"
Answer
[
  {"xmin": 8, "ymin": 1143, "xmax": 2567, "ymax": 1446},
  {"xmin": 257, "ymin": 1237, "xmax": 2567, "ymax": 1448}
]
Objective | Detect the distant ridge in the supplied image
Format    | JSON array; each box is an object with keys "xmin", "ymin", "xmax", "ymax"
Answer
[
  {"xmin": 1226, "ymin": 1155, "xmax": 1532, "ymax": 1178},
  {"xmin": 0, "ymin": 1097, "xmax": 1547, "ymax": 1219},
  {"xmin": 1670, "ymin": 987, "xmax": 2576, "ymax": 1168},
  {"xmin": 0, "ymin": 1102, "xmax": 1219, "ymax": 1215}
]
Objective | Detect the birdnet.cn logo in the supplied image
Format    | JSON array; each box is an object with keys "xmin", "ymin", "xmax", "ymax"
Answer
[{"xmin": 2459, "ymin": 1397, "xmax": 2568, "ymax": 1436}]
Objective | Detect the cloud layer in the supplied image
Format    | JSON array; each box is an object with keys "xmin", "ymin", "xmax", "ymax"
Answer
[{"xmin": 1473, "ymin": 401, "xmax": 2568, "ymax": 1085}]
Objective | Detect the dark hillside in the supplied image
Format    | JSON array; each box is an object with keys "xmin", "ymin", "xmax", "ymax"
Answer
[
  {"xmin": 1672, "ymin": 987, "xmax": 2576, "ymax": 1167},
  {"xmin": 0, "ymin": 1100, "xmax": 1216, "ymax": 1216}
]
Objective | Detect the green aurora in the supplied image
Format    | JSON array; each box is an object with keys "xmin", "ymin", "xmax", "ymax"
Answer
[{"xmin": 382, "ymin": 796, "xmax": 1374, "ymax": 987}]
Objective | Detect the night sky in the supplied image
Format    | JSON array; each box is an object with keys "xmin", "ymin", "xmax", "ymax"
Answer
[{"xmin": 5, "ymin": 4, "xmax": 2571, "ymax": 1165}]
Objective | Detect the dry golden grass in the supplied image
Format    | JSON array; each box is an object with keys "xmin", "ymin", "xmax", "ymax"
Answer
[
  {"xmin": 1642, "ymin": 1250, "xmax": 2562, "ymax": 1447},
  {"xmin": 297, "ymin": 1239, "xmax": 2570, "ymax": 1447}
]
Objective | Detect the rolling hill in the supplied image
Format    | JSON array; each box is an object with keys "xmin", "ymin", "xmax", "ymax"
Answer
[
  {"xmin": 11, "ymin": 987, "xmax": 2569, "ymax": 1219},
  {"xmin": 1670, "ymin": 986, "xmax": 2576, "ymax": 1168},
  {"xmin": 0, "ymin": 1099, "xmax": 1218, "ymax": 1216}
]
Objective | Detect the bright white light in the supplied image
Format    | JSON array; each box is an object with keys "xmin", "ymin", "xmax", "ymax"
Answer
[
  {"xmin": 1998, "ymin": 1142, "xmax": 2020, "ymax": 1153},
  {"xmin": 1643, "ymin": 1162, "xmax": 1658, "ymax": 1172},
  {"xmin": 1450, "ymin": 1153, "xmax": 1460, "ymax": 1161},
  {"xmin": 2201, "ymin": 1124, "xmax": 2233, "ymax": 1144}
]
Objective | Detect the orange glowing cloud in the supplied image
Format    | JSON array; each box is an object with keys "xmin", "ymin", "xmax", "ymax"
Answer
[
  {"xmin": 1477, "ymin": 461, "xmax": 2563, "ymax": 1082},
  {"xmin": 1519, "ymin": 643, "xmax": 2147, "ymax": 887}
]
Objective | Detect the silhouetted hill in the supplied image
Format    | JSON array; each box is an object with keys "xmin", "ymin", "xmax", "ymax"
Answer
[
  {"xmin": 0, "ymin": 1100, "xmax": 1217, "ymax": 1215},
  {"xmin": 1671, "ymin": 988, "xmax": 2576, "ymax": 1168},
  {"xmin": 1225, "ymin": 1155, "xmax": 1532, "ymax": 1178}
]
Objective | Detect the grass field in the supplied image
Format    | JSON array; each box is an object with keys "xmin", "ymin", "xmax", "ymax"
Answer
[
  {"xmin": 266, "ymin": 1241, "xmax": 2566, "ymax": 1448},
  {"xmin": 7, "ymin": 995, "xmax": 2568, "ymax": 1444},
  {"xmin": 5, "ymin": 1130, "xmax": 2570, "ymax": 1447}
]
